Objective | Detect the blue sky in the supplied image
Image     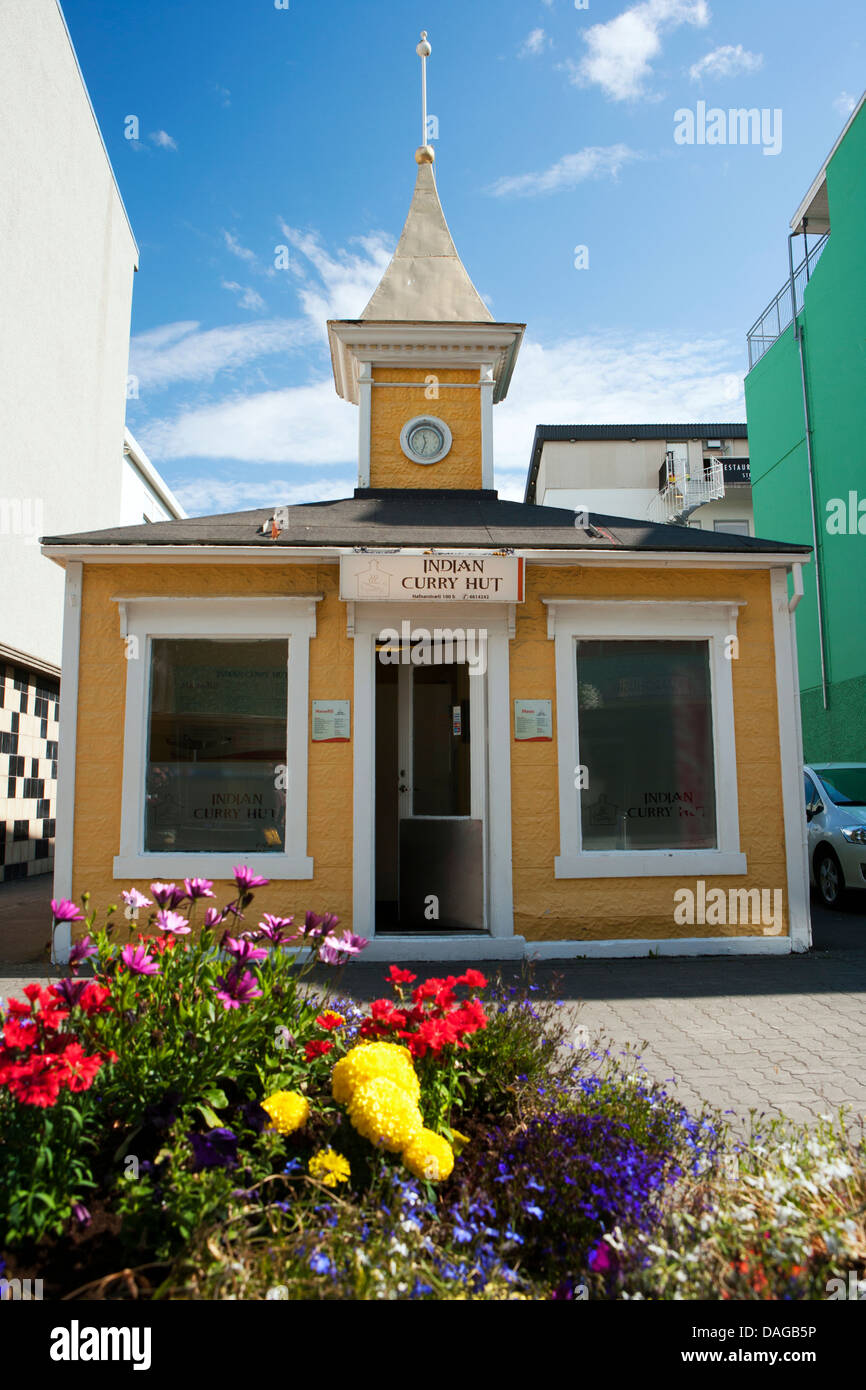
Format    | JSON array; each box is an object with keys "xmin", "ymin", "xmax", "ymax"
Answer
[{"xmin": 63, "ymin": 0, "xmax": 865, "ymax": 512}]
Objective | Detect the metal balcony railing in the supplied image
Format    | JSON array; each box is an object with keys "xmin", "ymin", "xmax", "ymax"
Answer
[
  {"xmin": 647, "ymin": 458, "xmax": 725, "ymax": 525},
  {"xmin": 746, "ymin": 232, "xmax": 829, "ymax": 369}
]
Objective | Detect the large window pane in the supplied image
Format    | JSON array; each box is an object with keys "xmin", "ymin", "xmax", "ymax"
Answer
[
  {"xmin": 577, "ymin": 639, "xmax": 716, "ymax": 851},
  {"xmin": 145, "ymin": 638, "xmax": 288, "ymax": 853}
]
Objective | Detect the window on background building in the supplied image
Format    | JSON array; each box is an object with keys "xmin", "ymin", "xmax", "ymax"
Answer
[
  {"xmin": 714, "ymin": 520, "xmax": 750, "ymax": 536},
  {"xmin": 576, "ymin": 640, "xmax": 717, "ymax": 852},
  {"xmin": 145, "ymin": 638, "xmax": 288, "ymax": 854}
]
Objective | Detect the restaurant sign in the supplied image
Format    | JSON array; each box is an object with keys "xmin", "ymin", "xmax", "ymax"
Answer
[{"xmin": 340, "ymin": 554, "xmax": 525, "ymax": 603}]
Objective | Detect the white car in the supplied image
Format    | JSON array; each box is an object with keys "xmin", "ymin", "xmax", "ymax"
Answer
[{"xmin": 804, "ymin": 763, "xmax": 866, "ymax": 909}]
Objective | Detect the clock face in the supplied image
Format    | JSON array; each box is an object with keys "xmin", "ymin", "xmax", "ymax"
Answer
[
  {"xmin": 408, "ymin": 423, "xmax": 444, "ymax": 458},
  {"xmin": 400, "ymin": 415, "xmax": 452, "ymax": 465}
]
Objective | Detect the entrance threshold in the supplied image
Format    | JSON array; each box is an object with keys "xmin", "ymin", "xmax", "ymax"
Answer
[{"xmin": 357, "ymin": 935, "xmax": 526, "ymax": 963}]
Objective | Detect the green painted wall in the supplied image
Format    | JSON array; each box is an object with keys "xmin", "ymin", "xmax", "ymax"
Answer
[{"xmin": 745, "ymin": 101, "xmax": 866, "ymax": 762}]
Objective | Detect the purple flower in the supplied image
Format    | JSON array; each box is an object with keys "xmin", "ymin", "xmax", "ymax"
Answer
[
  {"xmin": 318, "ymin": 931, "xmax": 368, "ymax": 965},
  {"xmin": 184, "ymin": 877, "xmax": 215, "ymax": 900},
  {"xmin": 121, "ymin": 888, "xmax": 153, "ymax": 910},
  {"xmin": 53, "ymin": 978, "xmax": 88, "ymax": 1007},
  {"xmin": 587, "ymin": 1240, "xmax": 618, "ymax": 1275},
  {"xmin": 232, "ymin": 866, "xmax": 270, "ymax": 893},
  {"xmin": 150, "ymin": 881, "xmax": 187, "ymax": 910},
  {"xmin": 258, "ymin": 913, "xmax": 294, "ymax": 943},
  {"xmin": 155, "ymin": 909, "xmax": 191, "ymax": 936},
  {"xmin": 72, "ymin": 1203, "xmax": 91, "ymax": 1228},
  {"xmin": 224, "ymin": 936, "xmax": 268, "ymax": 964},
  {"xmin": 51, "ymin": 898, "xmax": 84, "ymax": 923},
  {"xmin": 302, "ymin": 910, "xmax": 327, "ymax": 939},
  {"xmin": 212, "ymin": 967, "xmax": 263, "ymax": 1010},
  {"xmin": 120, "ymin": 943, "xmax": 161, "ymax": 976},
  {"xmin": 189, "ymin": 1127, "xmax": 239, "ymax": 1171},
  {"xmin": 204, "ymin": 907, "xmax": 226, "ymax": 928},
  {"xmin": 68, "ymin": 934, "xmax": 98, "ymax": 967}
]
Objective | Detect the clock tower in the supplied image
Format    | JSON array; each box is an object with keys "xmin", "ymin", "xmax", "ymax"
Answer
[{"xmin": 327, "ymin": 33, "xmax": 524, "ymax": 494}]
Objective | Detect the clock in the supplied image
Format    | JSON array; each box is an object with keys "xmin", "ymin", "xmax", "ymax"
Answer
[{"xmin": 400, "ymin": 415, "xmax": 452, "ymax": 466}]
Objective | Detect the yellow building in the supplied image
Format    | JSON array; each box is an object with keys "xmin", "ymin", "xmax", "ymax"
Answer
[{"xmin": 43, "ymin": 82, "xmax": 813, "ymax": 964}]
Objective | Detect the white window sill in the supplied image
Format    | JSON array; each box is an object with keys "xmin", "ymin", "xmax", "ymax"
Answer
[
  {"xmin": 555, "ymin": 851, "xmax": 748, "ymax": 879},
  {"xmin": 113, "ymin": 852, "xmax": 314, "ymax": 882}
]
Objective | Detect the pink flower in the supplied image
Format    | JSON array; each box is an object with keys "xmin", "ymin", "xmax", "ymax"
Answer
[
  {"xmin": 51, "ymin": 899, "xmax": 84, "ymax": 923},
  {"xmin": 184, "ymin": 877, "xmax": 215, "ymax": 901},
  {"xmin": 204, "ymin": 907, "xmax": 226, "ymax": 928},
  {"xmin": 150, "ymin": 881, "xmax": 187, "ymax": 910},
  {"xmin": 121, "ymin": 888, "xmax": 153, "ymax": 910},
  {"xmin": 120, "ymin": 944, "xmax": 161, "ymax": 976},
  {"xmin": 155, "ymin": 909, "xmax": 191, "ymax": 936},
  {"xmin": 232, "ymin": 866, "xmax": 270, "ymax": 893},
  {"xmin": 68, "ymin": 934, "xmax": 98, "ymax": 967},
  {"xmin": 224, "ymin": 936, "xmax": 268, "ymax": 964},
  {"xmin": 212, "ymin": 968, "xmax": 263, "ymax": 1010},
  {"xmin": 257, "ymin": 913, "xmax": 294, "ymax": 943}
]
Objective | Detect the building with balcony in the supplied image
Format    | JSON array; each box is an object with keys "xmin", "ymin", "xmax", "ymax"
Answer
[
  {"xmin": 744, "ymin": 91, "xmax": 866, "ymax": 762},
  {"xmin": 524, "ymin": 425, "xmax": 754, "ymax": 534}
]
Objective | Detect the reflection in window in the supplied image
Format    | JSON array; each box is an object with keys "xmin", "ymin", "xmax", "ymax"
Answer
[
  {"xmin": 577, "ymin": 640, "xmax": 717, "ymax": 851},
  {"xmin": 145, "ymin": 639, "xmax": 288, "ymax": 853}
]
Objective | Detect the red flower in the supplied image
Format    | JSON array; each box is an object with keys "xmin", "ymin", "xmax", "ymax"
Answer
[
  {"xmin": 416, "ymin": 1016, "xmax": 460, "ymax": 1053},
  {"xmin": 304, "ymin": 1039, "xmax": 334, "ymax": 1061},
  {"xmin": 4, "ymin": 1015, "xmax": 37, "ymax": 1050},
  {"xmin": 6, "ymin": 1056, "xmax": 64, "ymax": 1108},
  {"xmin": 78, "ymin": 982, "xmax": 113, "ymax": 1016},
  {"xmin": 315, "ymin": 1011, "xmax": 346, "ymax": 1031},
  {"xmin": 456, "ymin": 969, "xmax": 487, "ymax": 989},
  {"xmin": 59, "ymin": 1043, "xmax": 103, "ymax": 1092},
  {"xmin": 449, "ymin": 998, "xmax": 487, "ymax": 1034},
  {"xmin": 370, "ymin": 999, "xmax": 407, "ymax": 1028},
  {"xmin": 387, "ymin": 966, "xmax": 417, "ymax": 986},
  {"xmin": 412, "ymin": 975, "xmax": 456, "ymax": 1003}
]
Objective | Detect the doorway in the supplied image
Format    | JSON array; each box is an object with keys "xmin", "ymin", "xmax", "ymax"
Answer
[{"xmin": 375, "ymin": 653, "xmax": 486, "ymax": 932}]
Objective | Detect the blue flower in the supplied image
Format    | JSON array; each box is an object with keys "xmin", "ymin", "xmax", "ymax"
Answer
[{"xmin": 309, "ymin": 1252, "xmax": 336, "ymax": 1277}]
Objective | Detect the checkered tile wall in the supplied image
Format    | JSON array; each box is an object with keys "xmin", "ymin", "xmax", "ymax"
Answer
[{"xmin": 0, "ymin": 662, "xmax": 59, "ymax": 882}]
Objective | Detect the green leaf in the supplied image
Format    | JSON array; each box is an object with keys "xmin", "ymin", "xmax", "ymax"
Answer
[
  {"xmin": 195, "ymin": 1103, "xmax": 223, "ymax": 1129},
  {"xmin": 202, "ymin": 1087, "xmax": 229, "ymax": 1110}
]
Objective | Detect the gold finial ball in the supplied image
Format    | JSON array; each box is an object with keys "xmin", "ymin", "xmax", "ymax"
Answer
[
  {"xmin": 415, "ymin": 144, "xmax": 435, "ymax": 164},
  {"xmin": 417, "ymin": 31, "xmax": 431, "ymax": 57}
]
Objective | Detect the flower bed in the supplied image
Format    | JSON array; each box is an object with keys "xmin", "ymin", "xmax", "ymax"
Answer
[{"xmin": 0, "ymin": 877, "xmax": 864, "ymax": 1300}]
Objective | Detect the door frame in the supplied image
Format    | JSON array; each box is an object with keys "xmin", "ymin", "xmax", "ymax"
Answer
[{"xmin": 350, "ymin": 601, "xmax": 515, "ymax": 942}]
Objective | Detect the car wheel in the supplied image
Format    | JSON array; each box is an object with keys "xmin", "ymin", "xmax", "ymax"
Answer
[{"xmin": 815, "ymin": 848, "xmax": 846, "ymax": 910}]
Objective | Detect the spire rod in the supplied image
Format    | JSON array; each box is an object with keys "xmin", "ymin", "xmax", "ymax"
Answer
[{"xmin": 416, "ymin": 30, "xmax": 434, "ymax": 164}]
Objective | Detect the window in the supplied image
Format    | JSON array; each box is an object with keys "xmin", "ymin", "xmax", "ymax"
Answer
[
  {"xmin": 713, "ymin": 520, "xmax": 750, "ymax": 537},
  {"xmin": 113, "ymin": 596, "xmax": 320, "ymax": 880},
  {"xmin": 545, "ymin": 599, "xmax": 747, "ymax": 878},
  {"xmin": 577, "ymin": 640, "xmax": 717, "ymax": 852},
  {"xmin": 804, "ymin": 773, "xmax": 823, "ymax": 814},
  {"xmin": 145, "ymin": 639, "xmax": 288, "ymax": 853}
]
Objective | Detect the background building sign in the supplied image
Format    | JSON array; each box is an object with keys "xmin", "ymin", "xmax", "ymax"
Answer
[
  {"xmin": 514, "ymin": 699, "xmax": 553, "ymax": 741},
  {"xmin": 722, "ymin": 458, "xmax": 751, "ymax": 484},
  {"xmin": 340, "ymin": 554, "xmax": 525, "ymax": 602},
  {"xmin": 312, "ymin": 700, "xmax": 351, "ymax": 742}
]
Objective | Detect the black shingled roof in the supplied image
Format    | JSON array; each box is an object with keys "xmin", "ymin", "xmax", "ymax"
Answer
[
  {"xmin": 525, "ymin": 423, "xmax": 749, "ymax": 503},
  {"xmin": 42, "ymin": 488, "xmax": 809, "ymax": 556}
]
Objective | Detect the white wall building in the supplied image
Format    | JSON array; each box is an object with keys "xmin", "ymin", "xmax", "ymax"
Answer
[
  {"xmin": 524, "ymin": 425, "xmax": 754, "ymax": 535},
  {"xmin": 0, "ymin": 0, "xmax": 184, "ymax": 883}
]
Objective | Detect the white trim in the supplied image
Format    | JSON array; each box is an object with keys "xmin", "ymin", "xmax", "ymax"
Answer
[
  {"xmin": 356, "ymin": 935, "xmax": 527, "ymax": 962},
  {"xmin": 51, "ymin": 562, "xmax": 83, "ymax": 965},
  {"xmin": 547, "ymin": 599, "xmax": 746, "ymax": 879},
  {"xmin": 111, "ymin": 596, "xmax": 318, "ymax": 882},
  {"xmin": 480, "ymin": 363, "xmax": 494, "ymax": 490},
  {"xmin": 326, "ymin": 320, "xmax": 525, "ymax": 405},
  {"xmin": 526, "ymin": 936, "xmax": 793, "ymax": 960},
  {"xmin": 771, "ymin": 567, "xmax": 812, "ymax": 950},
  {"xmin": 358, "ymin": 363, "xmax": 372, "ymax": 489},
  {"xmin": 485, "ymin": 628, "xmax": 514, "ymax": 935},
  {"xmin": 123, "ymin": 429, "xmax": 187, "ymax": 520},
  {"xmin": 352, "ymin": 630, "xmax": 377, "ymax": 934}
]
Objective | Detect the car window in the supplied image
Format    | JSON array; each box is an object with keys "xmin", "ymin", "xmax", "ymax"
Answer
[
  {"xmin": 811, "ymin": 766, "xmax": 866, "ymax": 807},
  {"xmin": 804, "ymin": 773, "xmax": 822, "ymax": 811}
]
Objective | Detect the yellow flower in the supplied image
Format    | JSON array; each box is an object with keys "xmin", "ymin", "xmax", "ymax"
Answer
[
  {"xmin": 450, "ymin": 1128, "xmax": 470, "ymax": 1156},
  {"xmin": 261, "ymin": 1090, "xmax": 310, "ymax": 1135},
  {"xmin": 402, "ymin": 1128, "xmax": 455, "ymax": 1182},
  {"xmin": 309, "ymin": 1148, "xmax": 351, "ymax": 1189},
  {"xmin": 332, "ymin": 1042, "xmax": 420, "ymax": 1106},
  {"xmin": 348, "ymin": 1076, "xmax": 424, "ymax": 1153}
]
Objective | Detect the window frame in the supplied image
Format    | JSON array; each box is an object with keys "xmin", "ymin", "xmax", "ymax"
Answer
[
  {"xmin": 113, "ymin": 596, "xmax": 321, "ymax": 881},
  {"xmin": 544, "ymin": 599, "xmax": 748, "ymax": 878}
]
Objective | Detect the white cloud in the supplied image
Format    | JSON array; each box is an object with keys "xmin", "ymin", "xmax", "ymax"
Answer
[
  {"xmin": 222, "ymin": 280, "xmax": 266, "ymax": 312},
  {"xmin": 493, "ymin": 331, "xmax": 744, "ymax": 476},
  {"xmin": 149, "ymin": 130, "xmax": 178, "ymax": 150},
  {"xmin": 174, "ymin": 475, "xmax": 356, "ymax": 517},
  {"xmin": 833, "ymin": 91, "xmax": 858, "ymax": 118},
  {"xmin": 277, "ymin": 224, "xmax": 394, "ymax": 327},
  {"xmin": 519, "ymin": 28, "xmax": 550, "ymax": 58},
  {"xmin": 129, "ymin": 318, "xmax": 314, "ymax": 390},
  {"xmin": 223, "ymin": 230, "xmax": 258, "ymax": 264},
  {"xmin": 488, "ymin": 144, "xmax": 639, "ymax": 197},
  {"xmin": 575, "ymin": 0, "xmax": 710, "ymax": 101},
  {"xmin": 143, "ymin": 380, "xmax": 357, "ymax": 465},
  {"xmin": 689, "ymin": 44, "xmax": 763, "ymax": 81}
]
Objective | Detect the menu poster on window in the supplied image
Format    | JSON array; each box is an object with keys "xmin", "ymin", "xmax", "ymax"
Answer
[
  {"xmin": 514, "ymin": 699, "xmax": 553, "ymax": 742},
  {"xmin": 312, "ymin": 700, "xmax": 351, "ymax": 743}
]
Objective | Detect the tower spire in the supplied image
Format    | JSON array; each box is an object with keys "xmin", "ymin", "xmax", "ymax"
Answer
[{"xmin": 416, "ymin": 30, "xmax": 434, "ymax": 165}]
